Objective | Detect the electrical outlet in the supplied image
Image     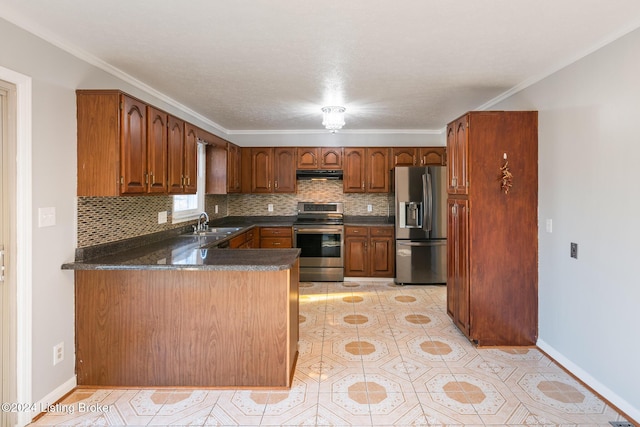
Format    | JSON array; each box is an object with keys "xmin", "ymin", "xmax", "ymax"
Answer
[
  {"xmin": 545, "ymin": 219, "xmax": 552, "ymax": 233},
  {"xmin": 214, "ymin": 205, "xmax": 219, "ymax": 214},
  {"xmin": 570, "ymin": 242, "xmax": 578, "ymax": 259},
  {"xmin": 158, "ymin": 211, "xmax": 167, "ymax": 224},
  {"xmin": 367, "ymin": 204, "xmax": 373, "ymax": 212},
  {"xmin": 53, "ymin": 342, "xmax": 64, "ymax": 365},
  {"xmin": 268, "ymin": 204, "xmax": 274, "ymax": 212}
]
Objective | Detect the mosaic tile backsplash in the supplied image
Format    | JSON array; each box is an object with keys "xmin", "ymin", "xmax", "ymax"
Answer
[{"xmin": 77, "ymin": 180, "xmax": 393, "ymax": 247}]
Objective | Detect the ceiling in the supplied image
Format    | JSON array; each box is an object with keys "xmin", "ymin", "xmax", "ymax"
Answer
[{"xmin": 3, "ymin": 0, "xmax": 640, "ymax": 135}]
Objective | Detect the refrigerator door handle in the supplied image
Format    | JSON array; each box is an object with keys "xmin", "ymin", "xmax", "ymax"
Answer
[{"xmin": 422, "ymin": 172, "xmax": 433, "ymax": 233}]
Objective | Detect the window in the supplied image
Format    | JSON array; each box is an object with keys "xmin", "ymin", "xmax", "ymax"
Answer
[{"xmin": 172, "ymin": 143, "xmax": 206, "ymax": 222}]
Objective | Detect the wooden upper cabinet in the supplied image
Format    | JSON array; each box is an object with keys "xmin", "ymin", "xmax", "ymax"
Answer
[
  {"xmin": 120, "ymin": 95, "xmax": 148, "ymax": 194},
  {"xmin": 77, "ymin": 90, "xmax": 147, "ymax": 196},
  {"xmin": 250, "ymin": 147, "xmax": 296, "ymax": 193},
  {"xmin": 77, "ymin": 89, "xmax": 203, "ymax": 196},
  {"xmin": 227, "ymin": 143, "xmax": 242, "ymax": 193},
  {"xmin": 447, "ymin": 118, "xmax": 468, "ymax": 194},
  {"xmin": 207, "ymin": 140, "xmax": 242, "ymax": 194},
  {"xmin": 167, "ymin": 115, "xmax": 186, "ymax": 194},
  {"xmin": 273, "ymin": 147, "xmax": 296, "ymax": 193},
  {"xmin": 251, "ymin": 147, "xmax": 272, "ymax": 193},
  {"xmin": 205, "ymin": 144, "xmax": 226, "ymax": 195},
  {"xmin": 392, "ymin": 147, "xmax": 446, "ymax": 168},
  {"xmin": 419, "ymin": 147, "xmax": 447, "ymax": 166},
  {"xmin": 343, "ymin": 148, "xmax": 366, "ymax": 192},
  {"xmin": 366, "ymin": 147, "xmax": 390, "ymax": 193},
  {"xmin": 320, "ymin": 147, "xmax": 343, "ymax": 169},
  {"xmin": 392, "ymin": 147, "xmax": 417, "ymax": 167},
  {"xmin": 183, "ymin": 123, "xmax": 198, "ymax": 194},
  {"xmin": 296, "ymin": 147, "xmax": 343, "ymax": 169},
  {"xmin": 344, "ymin": 147, "xmax": 390, "ymax": 193},
  {"xmin": 296, "ymin": 147, "xmax": 319, "ymax": 169},
  {"xmin": 146, "ymin": 106, "xmax": 168, "ymax": 193}
]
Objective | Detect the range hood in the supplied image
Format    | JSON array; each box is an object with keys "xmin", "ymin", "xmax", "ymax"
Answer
[{"xmin": 296, "ymin": 169, "xmax": 343, "ymax": 180}]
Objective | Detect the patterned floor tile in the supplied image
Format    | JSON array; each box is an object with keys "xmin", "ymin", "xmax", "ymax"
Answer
[{"xmin": 31, "ymin": 282, "xmax": 631, "ymax": 427}]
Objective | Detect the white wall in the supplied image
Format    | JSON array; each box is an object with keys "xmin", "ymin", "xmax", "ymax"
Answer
[
  {"xmin": 493, "ymin": 27, "xmax": 640, "ymax": 418},
  {"xmin": 228, "ymin": 131, "xmax": 444, "ymax": 147}
]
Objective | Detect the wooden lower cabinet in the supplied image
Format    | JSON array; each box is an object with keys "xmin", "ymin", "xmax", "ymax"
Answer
[
  {"xmin": 447, "ymin": 199, "xmax": 470, "ymax": 337},
  {"xmin": 344, "ymin": 226, "xmax": 394, "ymax": 277},
  {"xmin": 228, "ymin": 228, "xmax": 256, "ymax": 248},
  {"xmin": 75, "ymin": 264, "xmax": 299, "ymax": 387},
  {"xmin": 260, "ymin": 226, "xmax": 292, "ymax": 248}
]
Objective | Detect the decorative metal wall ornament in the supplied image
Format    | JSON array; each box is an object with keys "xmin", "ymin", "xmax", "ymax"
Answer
[{"xmin": 500, "ymin": 159, "xmax": 513, "ymax": 194}]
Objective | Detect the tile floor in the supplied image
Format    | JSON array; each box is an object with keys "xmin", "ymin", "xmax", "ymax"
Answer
[{"xmin": 31, "ymin": 281, "xmax": 632, "ymax": 426}]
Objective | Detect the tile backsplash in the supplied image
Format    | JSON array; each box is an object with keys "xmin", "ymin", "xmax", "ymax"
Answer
[
  {"xmin": 228, "ymin": 180, "xmax": 393, "ymax": 216},
  {"xmin": 77, "ymin": 180, "xmax": 393, "ymax": 248}
]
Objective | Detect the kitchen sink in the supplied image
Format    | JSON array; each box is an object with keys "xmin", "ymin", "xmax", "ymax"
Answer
[{"xmin": 192, "ymin": 226, "xmax": 243, "ymax": 236}]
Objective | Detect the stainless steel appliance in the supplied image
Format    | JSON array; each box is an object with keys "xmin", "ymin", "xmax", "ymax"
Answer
[
  {"xmin": 395, "ymin": 166, "xmax": 447, "ymax": 284},
  {"xmin": 294, "ymin": 202, "xmax": 344, "ymax": 282}
]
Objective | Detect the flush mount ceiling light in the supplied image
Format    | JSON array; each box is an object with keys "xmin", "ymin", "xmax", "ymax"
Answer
[{"xmin": 321, "ymin": 106, "xmax": 346, "ymax": 133}]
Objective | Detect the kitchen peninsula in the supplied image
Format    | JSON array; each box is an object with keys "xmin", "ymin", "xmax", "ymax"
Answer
[{"xmin": 62, "ymin": 230, "xmax": 300, "ymax": 388}]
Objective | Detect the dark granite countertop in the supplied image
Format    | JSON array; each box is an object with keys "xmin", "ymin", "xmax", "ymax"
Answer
[
  {"xmin": 63, "ymin": 215, "xmax": 393, "ymax": 272},
  {"xmin": 63, "ymin": 220, "xmax": 299, "ymax": 272},
  {"xmin": 62, "ymin": 233, "xmax": 300, "ymax": 271}
]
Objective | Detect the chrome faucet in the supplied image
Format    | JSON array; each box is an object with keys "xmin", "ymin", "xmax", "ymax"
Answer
[{"xmin": 198, "ymin": 212, "xmax": 209, "ymax": 231}]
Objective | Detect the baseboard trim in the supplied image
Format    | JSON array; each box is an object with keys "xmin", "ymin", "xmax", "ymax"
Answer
[
  {"xmin": 537, "ymin": 339, "xmax": 639, "ymax": 425},
  {"xmin": 29, "ymin": 376, "xmax": 77, "ymax": 423}
]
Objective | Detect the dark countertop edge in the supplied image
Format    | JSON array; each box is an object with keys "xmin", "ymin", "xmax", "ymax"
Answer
[
  {"xmin": 63, "ymin": 262, "xmax": 298, "ymax": 272},
  {"xmin": 62, "ymin": 248, "xmax": 301, "ymax": 271},
  {"xmin": 344, "ymin": 215, "xmax": 395, "ymax": 226}
]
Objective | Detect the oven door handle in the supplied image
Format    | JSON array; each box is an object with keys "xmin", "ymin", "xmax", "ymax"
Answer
[{"xmin": 294, "ymin": 227, "xmax": 344, "ymax": 234}]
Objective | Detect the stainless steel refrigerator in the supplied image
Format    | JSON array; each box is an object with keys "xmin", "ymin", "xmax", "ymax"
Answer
[{"xmin": 394, "ymin": 166, "xmax": 447, "ymax": 284}]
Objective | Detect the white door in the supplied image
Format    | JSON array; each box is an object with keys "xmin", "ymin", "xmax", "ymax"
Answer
[{"xmin": 0, "ymin": 79, "xmax": 16, "ymax": 427}]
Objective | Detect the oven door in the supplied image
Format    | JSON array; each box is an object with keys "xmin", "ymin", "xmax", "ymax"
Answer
[{"xmin": 293, "ymin": 226, "xmax": 344, "ymax": 268}]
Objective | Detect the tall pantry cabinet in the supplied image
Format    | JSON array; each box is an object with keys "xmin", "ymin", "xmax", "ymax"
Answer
[{"xmin": 446, "ymin": 111, "xmax": 538, "ymax": 346}]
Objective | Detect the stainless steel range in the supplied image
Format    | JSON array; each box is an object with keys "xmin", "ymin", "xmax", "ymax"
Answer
[{"xmin": 293, "ymin": 202, "xmax": 344, "ymax": 282}]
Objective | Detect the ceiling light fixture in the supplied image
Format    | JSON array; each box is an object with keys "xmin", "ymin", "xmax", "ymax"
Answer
[{"xmin": 321, "ymin": 106, "xmax": 346, "ymax": 133}]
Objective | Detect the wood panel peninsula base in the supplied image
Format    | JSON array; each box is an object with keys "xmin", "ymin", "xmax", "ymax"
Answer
[{"xmin": 74, "ymin": 262, "xmax": 299, "ymax": 388}]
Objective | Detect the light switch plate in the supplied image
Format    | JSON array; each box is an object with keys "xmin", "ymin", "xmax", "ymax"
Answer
[
  {"xmin": 38, "ymin": 207, "xmax": 56, "ymax": 227},
  {"xmin": 545, "ymin": 219, "xmax": 553, "ymax": 233},
  {"xmin": 268, "ymin": 204, "xmax": 274, "ymax": 212}
]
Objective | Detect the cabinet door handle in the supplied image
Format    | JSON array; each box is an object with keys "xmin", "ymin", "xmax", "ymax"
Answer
[
  {"xmin": 362, "ymin": 181, "xmax": 365, "ymax": 189},
  {"xmin": 145, "ymin": 173, "xmax": 149, "ymax": 184},
  {"xmin": 275, "ymin": 180, "xmax": 278, "ymax": 189},
  {"xmin": 273, "ymin": 242, "xmax": 281, "ymax": 246}
]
